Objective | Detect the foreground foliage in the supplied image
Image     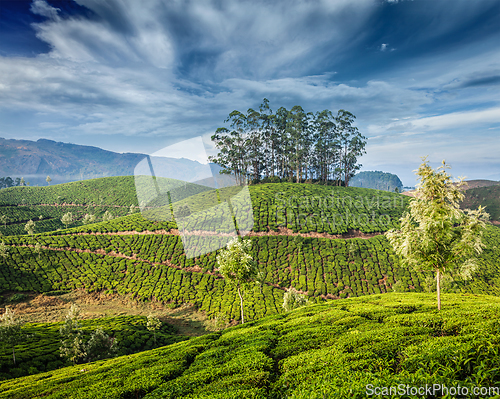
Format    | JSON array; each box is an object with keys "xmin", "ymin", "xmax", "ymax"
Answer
[
  {"xmin": 0, "ymin": 314, "xmax": 185, "ymax": 381},
  {"xmin": 1, "ymin": 293, "xmax": 499, "ymax": 398}
]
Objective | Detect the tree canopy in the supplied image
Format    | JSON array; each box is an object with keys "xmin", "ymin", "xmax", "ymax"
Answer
[
  {"xmin": 209, "ymin": 99, "xmax": 366, "ymax": 186},
  {"xmin": 216, "ymin": 237, "xmax": 259, "ymax": 324},
  {"xmin": 385, "ymin": 158, "xmax": 489, "ymax": 310}
]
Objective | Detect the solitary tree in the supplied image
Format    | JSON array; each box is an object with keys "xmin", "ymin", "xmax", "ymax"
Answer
[
  {"xmin": 24, "ymin": 219, "xmax": 35, "ymax": 237},
  {"xmin": 0, "ymin": 307, "xmax": 24, "ymax": 365},
  {"xmin": 0, "ymin": 215, "xmax": 8, "ymax": 228},
  {"xmin": 82, "ymin": 213, "xmax": 96, "ymax": 225},
  {"xmin": 282, "ymin": 287, "xmax": 308, "ymax": 311},
  {"xmin": 84, "ymin": 328, "xmax": 118, "ymax": 363},
  {"xmin": 59, "ymin": 304, "xmax": 86, "ymax": 364},
  {"xmin": 20, "ymin": 177, "xmax": 25, "ymax": 186},
  {"xmin": 0, "ymin": 241, "xmax": 8, "ymax": 263},
  {"xmin": 34, "ymin": 242, "xmax": 42, "ymax": 259},
  {"xmin": 146, "ymin": 314, "xmax": 162, "ymax": 346},
  {"xmin": 216, "ymin": 237, "xmax": 258, "ymax": 324},
  {"xmin": 61, "ymin": 212, "xmax": 73, "ymax": 229},
  {"xmin": 46, "ymin": 176, "xmax": 52, "ymax": 185},
  {"xmin": 385, "ymin": 158, "xmax": 489, "ymax": 310},
  {"xmin": 102, "ymin": 211, "xmax": 113, "ymax": 222}
]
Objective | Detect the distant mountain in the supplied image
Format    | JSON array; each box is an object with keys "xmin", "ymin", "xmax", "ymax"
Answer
[
  {"xmin": 350, "ymin": 171, "xmax": 403, "ymax": 191},
  {"xmin": 0, "ymin": 137, "xmax": 224, "ymax": 187}
]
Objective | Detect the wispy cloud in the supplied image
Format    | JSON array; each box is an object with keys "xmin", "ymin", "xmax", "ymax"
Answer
[{"xmin": 0, "ymin": 0, "xmax": 499, "ymax": 184}]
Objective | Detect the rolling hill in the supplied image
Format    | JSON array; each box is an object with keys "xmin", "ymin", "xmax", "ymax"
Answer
[
  {"xmin": 1, "ymin": 293, "xmax": 499, "ymax": 398},
  {"xmin": 1, "ymin": 177, "xmax": 500, "ymax": 394}
]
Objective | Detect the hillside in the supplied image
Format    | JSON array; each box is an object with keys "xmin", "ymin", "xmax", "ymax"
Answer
[
  {"xmin": 1, "ymin": 293, "xmax": 500, "ymax": 398},
  {"xmin": 1, "ymin": 179, "xmax": 500, "ymax": 323},
  {"xmin": 0, "ymin": 178, "xmax": 410, "ymax": 236},
  {"xmin": 349, "ymin": 171, "xmax": 403, "ymax": 191},
  {"xmin": 461, "ymin": 184, "xmax": 500, "ymax": 223}
]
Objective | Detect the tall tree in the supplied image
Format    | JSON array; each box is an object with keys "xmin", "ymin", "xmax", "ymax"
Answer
[
  {"xmin": 385, "ymin": 158, "xmax": 489, "ymax": 310},
  {"xmin": 0, "ymin": 215, "xmax": 8, "ymax": 229},
  {"xmin": 59, "ymin": 304, "xmax": 86, "ymax": 364},
  {"xmin": 0, "ymin": 241, "xmax": 9, "ymax": 263},
  {"xmin": 24, "ymin": 219, "xmax": 35, "ymax": 237},
  {"xmin": 146, "ymin": 314, "xmax": 162, "ymax": 347},
  {"xmin": 61, "ymin": 212, "xmax": 73, "ymax": 229},
  {"xmin": 336, "ymin": 110, "xmax": 367, "ymax": 187},
  {"xmin": 46, "ymin": 176, "xmax": 52, "ymax": 186},
  {"xmin": 216, "ymin": 237, "xmax": 258, "ymax": 324}
]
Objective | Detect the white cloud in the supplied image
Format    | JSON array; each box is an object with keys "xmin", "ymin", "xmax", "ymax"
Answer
[{"xmin": 30, "ymin": 0, "xmax": 60, "ymax": 19}]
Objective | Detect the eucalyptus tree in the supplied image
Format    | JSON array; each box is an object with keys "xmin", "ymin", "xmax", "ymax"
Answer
[
  {"xmin": 258, "ymin": 98, "xmax": 277, "ymax": 178},
  {"xmin": 274, "ymin": 106, "xmax": 291, "ymax": 180},
  {"xmin": 312, "ymin": 110, "xmax": 339, "ymax": 182},
  {"xmin": 246, "ymin": 107, "xmax": 265, "ymax": 182},
  {"xmin": 336, "ymin": 110, "xmax": 367, "ymax": 187}
]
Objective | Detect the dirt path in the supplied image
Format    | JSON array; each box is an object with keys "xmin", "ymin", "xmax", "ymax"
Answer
[
  {"xmin": 1, "ymin": 290, "xmax": 212, "ymax": 336},
  {"xmin": 61, "ymin": 227, "xmax": 383, "ymax": 240}
]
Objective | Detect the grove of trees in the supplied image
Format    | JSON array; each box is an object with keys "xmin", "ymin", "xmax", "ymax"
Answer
[{"xmin": 209, "ymin": 99, "xmax": 367, "ymax": 186}]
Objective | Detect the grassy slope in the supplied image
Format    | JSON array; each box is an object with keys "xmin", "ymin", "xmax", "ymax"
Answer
[{"xmin": 1, "ymin": 293, "xmax": 499, "ymax": 398}]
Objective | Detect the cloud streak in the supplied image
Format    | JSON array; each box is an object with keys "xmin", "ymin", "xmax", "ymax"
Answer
[{"xmin": 0, "ymin": 0, "xmax": 499, "ymax": 185}]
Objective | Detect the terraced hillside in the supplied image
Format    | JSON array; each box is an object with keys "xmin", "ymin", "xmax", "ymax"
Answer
[
  {"xmin": 2, "ymin": 293, "xmax": 500, "ymax": 398},
  {"xmin": 1, "ymin": 179, "xmax": 500, "ymax": 324}
]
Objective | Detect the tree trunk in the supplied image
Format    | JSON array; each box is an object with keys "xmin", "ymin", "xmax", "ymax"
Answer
[
  {"xmin": 436, "ymin": 269, "xmax": 441, "ymax": 311},
  {"xmin": 12, "ymin": 347, "xmax": 16, "ymax": 365},
  {"xmin": 238, "ymin": 286, "xmax": 245, "ymax": 324}
]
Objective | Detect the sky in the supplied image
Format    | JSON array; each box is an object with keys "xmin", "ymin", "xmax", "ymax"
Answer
[{"xmin": 0, "ymin": 0, "xmax": 499, "ymax": 186}]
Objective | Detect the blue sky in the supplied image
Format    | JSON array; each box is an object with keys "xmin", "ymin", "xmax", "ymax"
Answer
[{"xmin": 0, "ymin": 0, "xmax": 499, "ymax": 185}]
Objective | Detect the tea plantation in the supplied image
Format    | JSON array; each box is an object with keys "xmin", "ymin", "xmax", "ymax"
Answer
[
  {"xmin": 0, "ymin": 315, "xmax": 186, "ymax": 381},
  {"xmin": 1, "ymin": 293, "xmax": 499, "ymax": 398},
  {"xmin": 1, "ymin": 178, "xmax": 500, "ymax": 396}
]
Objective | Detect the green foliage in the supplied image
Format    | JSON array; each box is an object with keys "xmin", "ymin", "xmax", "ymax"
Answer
[
  {"xmin": 0, "ymin": 314, "xmax": 185, "ymax": 381},
  {"xmin": 59, "ymin": 304, "xmax": 86, "ymax": 365},
  {"xmin": 386, "ymin": 158, "xmax": 490, "ymax": 310},
  {"xmin": 61, "ymin": 212, "xmax": 73, "ymax": 229},
  {"xmin": 1, "ymin": 294, "xmax": 500, "ymax": 398},
  {"xmin": 0, "ymin": 307, "xmax": 24, "ymax": 365},
  {"xmin": 0, "ymin": 241, "xmax": 8, "ymax": 262},
  {"xmin": 102, "ymin": 210, "xmax": 113, "ymax": 222},
  {"xmin": 84, "ymin": 328, "xmax": 118, "ymax": 363},
  {"xmin": 217, "ymin": 238, "xmax": 259, "ymax": 323},
  {"xmin": 282, "ymin": 287, "xmax": 308, "ymax": 311},
  {"xmin": 24, "ymin": 220, "xmax": 35, "ymax": 237},
  {"xmin": 147, "ymin": 315, "xmax": 162, "ymax": 346}
]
